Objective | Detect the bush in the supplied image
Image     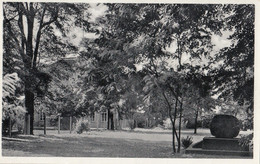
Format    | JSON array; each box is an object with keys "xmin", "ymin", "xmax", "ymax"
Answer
[
  {"xmin": 186, "ymin": 119, "xmax": 202, "ymax": 129},
  {"xmin": 163, "ymin": 118, "xmax": 187, "ymax": 130},
  {"xmin": 74, "ymin": 119, "xmax": 90, "ymax": 134},
  {"xmin": 163, "ymin": 118, "xmax": 172, "ymax": 129},
  {"xmin": 2, "ymin": 73, "xmax": 25, "ymax": 134},
  {"xmin": 240, "ymin": 118, "xmax": 253, "ymax": 131},
  {"xmin": 201, "ymin": 117, "xmax": 212, "ymax": 128},
  {"xmin": 181, "ymin": 136, "xmax": 193, "ymax": 149},
  {"xmin": 49, "ymin": 115, "xmax": 58, "ymax": 126},
  {"xmin": 128, "ymin": 120, "xmax": 135, "ymax": 130},
  {"xmin": 133, "ymin": 113, "xmax": 146, "ymax": 128},
  {"xmin": 2, "ymin": 113, "xmax": 24, "ymax": 135},
  {"xmin": 238, "ymin": 133, "xmax": 253, "ymax": 151}
]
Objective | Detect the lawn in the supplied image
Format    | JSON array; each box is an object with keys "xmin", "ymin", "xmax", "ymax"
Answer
[{"xmin": 2, "ymin": 128, "xmax": 253, "ymax": 158}]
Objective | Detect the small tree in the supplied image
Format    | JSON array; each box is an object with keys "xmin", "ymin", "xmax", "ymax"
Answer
[{"xmin": 2, "ymin": 73, "xmax": 25, "ymax": 134}]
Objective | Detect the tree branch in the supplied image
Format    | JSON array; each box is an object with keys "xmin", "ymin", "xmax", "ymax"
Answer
[
  {"xmin": 167, "ymin": 83, "xmax": 182, "ymax": 104},
  {"xmin": 3, "ymin": 13, "xmax": 19, "ymax": 23},
  {"xmin": 18, "ymin": 2, "xmax": 28, "ymax": 16},
  {"xmin": 33, "ymin": 5, "xmax": 47, "ymax": 68},
  {"xmin": 3, "ymin": 8, "xmax": 26, "ymax": 63},
  {"xmin": 41, "ymin": 6, "xmax": 59, "ymax": 28},
  {"xmin": 25, "ymin": 2, "xmax": 29, "ymax": 11},
  {"xmin": 17, "ymin": 5, "xmax": 27, "ymax": 51},
  {"xmin": 152, "ymin": 75, "xmax": 180, "ymax": 142}
]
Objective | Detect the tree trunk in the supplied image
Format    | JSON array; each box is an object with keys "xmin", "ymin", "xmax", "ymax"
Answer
[
  {"xmin": 173, "ymin": 97, "xmax": 179, "ymax": 153},
  {"xmin": 169, "ymin": 108, "xmax": 178, "ymax": 153},
  {"xmin": 24, "ymin": 5, "xmax": 36, "ymax": 135},
  {"xmin": 9, "ymin": 117, "xmax": 12, "ymax": 137},
  {"xmin": 107, "ymin": 109, "xmax": 110, "ymax": 129},
  {"xmin": 24, "ymin": 114, "xmax": 30, "ymax": 134},
  {"xmin": 194, "ymin": 110, "xmax": 199, "ymax": 134},
  {"xmin": 110, "ymin": 113, "xmax": 114, "ymax": 130},
  {"xmin": 44, "ymin": 113, "xmax": 46, "ymax": 135},
  {"xmin": 58, "ymin": 115, "xmax": 61, "ymax": 134},
  {"xmin": 25, "ymin": 88, "xmax": 34, "ymax": 135},
  {"xmin": 177, "ymin": 112, "xmax": 182, "ymax": 152},
  {"xmin": 172, "ymin": 126, "xmax": 176, "ymax": 153},
  {"xmin": 107, "ymin": 109, "xmax": 114, "ymax": 130},
  {"xmin": 176, "ymin": 99, "xmax": 183, "ymax": 153}
]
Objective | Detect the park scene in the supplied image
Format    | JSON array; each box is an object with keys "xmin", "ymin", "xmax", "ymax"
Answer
[{"xmin": 2, "ymin": 3, "xmax": 254, "ymax": 158}]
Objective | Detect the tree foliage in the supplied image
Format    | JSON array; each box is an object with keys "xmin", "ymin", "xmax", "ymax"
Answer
[
  {"xmin": 86, "ymin": 3, "xmax": 229, "ymax": 152},
  {"xmin": 211, "ymin": 4, "xmax": 254, "ymax": 108},
  {"xmin": 3, "ymin": 3, "xmax": 254, "ymax": 150},
  {"xmin": 3, "ymin": 2, "xmax": 90, "ymax": 134},
  {"xmin": 210, "ymin": 5, "xmax": 254, "ymax": 128},
  {"xmin": 2, "ymin": 73, "xmax": 25, "ymax": 120},
  {"xmin": 2, "ymin": 73, "xmax": 25, "ymax": 134}
]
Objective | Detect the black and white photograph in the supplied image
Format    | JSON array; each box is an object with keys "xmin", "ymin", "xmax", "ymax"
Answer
[{"xmin": 1, "ymin": 0, "xmax": 258, "ymax": 163}]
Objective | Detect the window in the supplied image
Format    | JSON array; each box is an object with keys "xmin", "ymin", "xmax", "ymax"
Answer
[
  {"xmin": 101, "ymin": 112, "xmax": 107, "ymax": 122},
  {"xmin": 90, "ymin": 113, "xmax": 95, "ymax": 122},
  {"xmin": 40, "ymin": 111, "xmax": 44, "ymax": 121}
]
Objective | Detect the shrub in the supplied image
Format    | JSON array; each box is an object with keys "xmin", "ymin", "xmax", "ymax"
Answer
[
  {"xmin": 238, "ymin": 133, "xmax": 253, "ymax": 151},
  {"xmin": 185, "ymin": 119, "xmax": 202, "ymax": 129},
  {"xmin": 163, "ymin": 118, "xmax": 187, "ymax": 130},
  {"xmin": 128, "ymin": 120, "xmax": 135, "ymax": 130},
  {"xmin": 49, "ymin": 115, "xmax": 58, "ymax": 127},
  {"xmin": 240, "ymin": 118, "xmax": 253, "ymax": 131},
  {"xmin": 74, "ymin": 118, "xmax": 90, "ymax": 134},
  {"xmin": 133, "ymin": 113, "xmax": 146, "ymax": 128},
  {"xmin": 163, "ymin": 118, "xmax": 172, "ymax": 129},
  {"xmin": 2, "ymin": 110, "xmax": 25, "ymax": 135},
  {"xmin": 181, "ymin": 136, "xmax": 193, "ymax": 149},
  {"xmin": 201, "ymin": 117, "xmax": 212, "ymax": 128},
  {"xmin": 2, "ymin": 73, "xmax": 25, "ymax": 135}
]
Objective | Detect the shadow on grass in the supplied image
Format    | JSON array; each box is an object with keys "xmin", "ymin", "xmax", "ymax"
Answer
[{"xmin": 2, "ymin": 131, "xmax": 252, "ymax": 158}]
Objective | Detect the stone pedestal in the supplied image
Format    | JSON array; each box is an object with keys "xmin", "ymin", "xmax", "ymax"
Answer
[
  {"xmin": 185, "ymin": 137, "xmax": 251, "ymax": 156},
  {"xmin": 202, "ymin": 137, "xmax": 248, "ymax": 151}
]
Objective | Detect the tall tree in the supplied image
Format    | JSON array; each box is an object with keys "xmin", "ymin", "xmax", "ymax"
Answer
[
  {"xmin": 88, "ymin": 3, "xmax": 225, "ymax": 153},
  {"xmin": 3, "ymin": 2, "xmax": 90, "ymax": 134},
  {"xmin": 211, "ymin": 4, "xmax": 254, "ymax": 129}
]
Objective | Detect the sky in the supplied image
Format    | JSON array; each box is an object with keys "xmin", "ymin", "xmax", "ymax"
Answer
[{"xmin": 66, "ymin": 4, "xmax": 108, "ymax": 46}]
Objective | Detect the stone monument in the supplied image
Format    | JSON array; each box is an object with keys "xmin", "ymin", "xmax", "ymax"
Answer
[{"xmin": 185, "ymin": 114, "xmax": 252, "ymax": 156}]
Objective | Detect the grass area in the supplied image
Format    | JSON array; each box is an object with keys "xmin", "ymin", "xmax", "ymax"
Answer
[
  {"xmin": 3, "ymin": 132, "xmax": 173, "ymax": 157},
  {"xmin": 2, "ymin": 128, "xmax": 253, "ymax": 158}
]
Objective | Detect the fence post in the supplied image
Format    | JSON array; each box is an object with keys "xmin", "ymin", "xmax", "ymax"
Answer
[
  {"xmin": 44, "ymin": 113, "xmax": 46, "ymax": 135},
  {"xmin": 69, "ymin": 116, "xmax": 72, "ymax": 134},
  {"xmin": 58, "ymin": 115, "xmax": 60, "ymax": 134},
  {"xmin": 24, "ymin": 114, "xmax": 27, "ymax": 134},
  {"xmin": 106, "ymin": 109, "xmax": 109, "ymax": 129},
  {"xmin": 96, "ymin": 112, "xmax": 99, "ymax": 130},
  {"xmin": 9, "ymin": 116, "xmax": 12, "ymax": 137}
]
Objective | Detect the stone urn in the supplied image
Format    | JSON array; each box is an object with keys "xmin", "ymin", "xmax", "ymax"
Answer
[{"xmin": 210, "ymin": 114, "xmax": 240, "ymax": 138}]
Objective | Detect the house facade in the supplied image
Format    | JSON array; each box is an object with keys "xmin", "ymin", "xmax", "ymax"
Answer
[
  {"xmin": 34, "ymin": 109, "xmax": 131, "ymax": 130},
  {"xmin": 85, "ymin": 109, "xmax": 131, "ymax": 130}
]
